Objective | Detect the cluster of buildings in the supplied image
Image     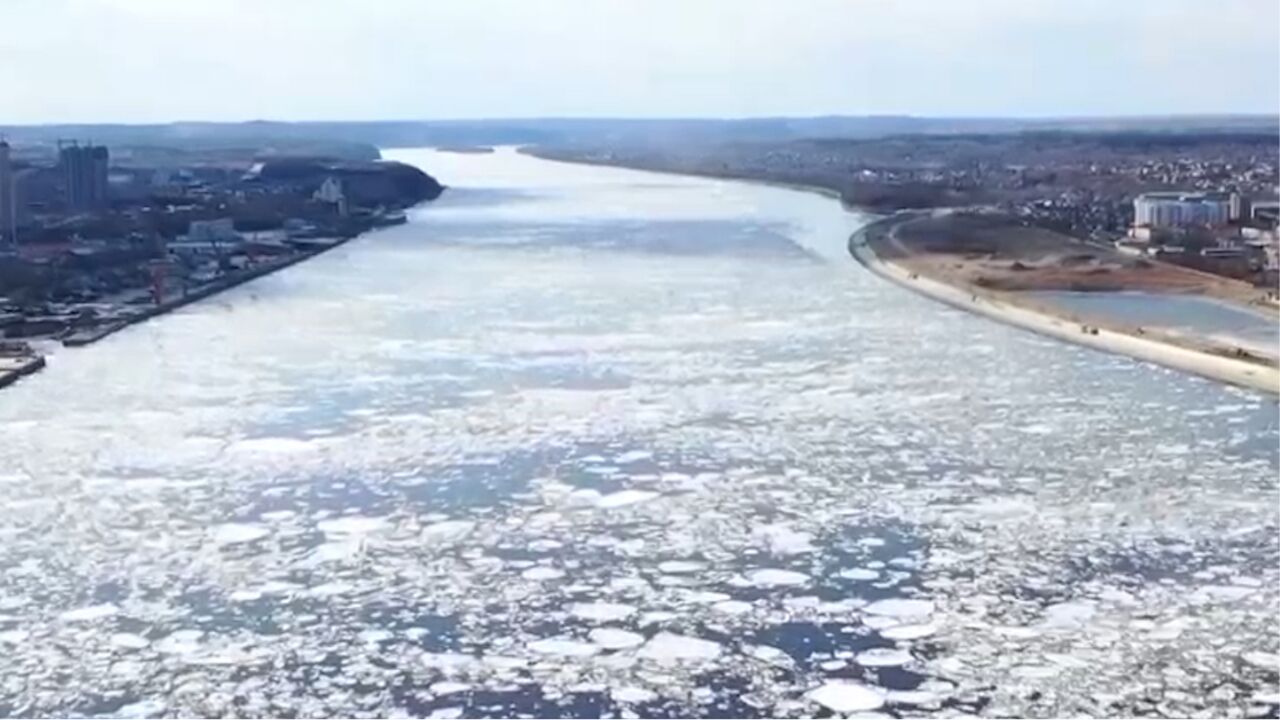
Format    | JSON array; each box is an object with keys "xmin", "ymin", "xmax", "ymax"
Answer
[
  {"xmin": 0, "ymin": 138, "xmax": 111, "ymax": 251},
  {"xmin": 1122, "ymin": 190, "xmax": 1280, "ymax": 281}
]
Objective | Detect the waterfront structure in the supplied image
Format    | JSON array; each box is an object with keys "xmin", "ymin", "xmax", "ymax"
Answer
[
  {"xmin": 59, "ymin": 142, "xmax": 110, "ymax": 211},
  {"xmin": 313, "ymin": 176, "xmax": 349, "ymax": 216},
  {"xmin": 1133, "ymin": 191, "xmax": 1231, "ymax": 229}
]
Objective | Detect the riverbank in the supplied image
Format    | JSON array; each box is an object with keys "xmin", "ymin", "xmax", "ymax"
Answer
[
  {"xmin": 851, "ymin": 215, "xmax": 1280, "ymax": 395},
  {"xmin": 61, "ymin": 236, "xmax": 355, "ymax": 348},
  {"xmin": 1, "ymin": 232, "xmax": 371, "ymax": 393},
  {"xmin": 529, "ymin": 149, "xmax": 1278, "ymax": 395}
]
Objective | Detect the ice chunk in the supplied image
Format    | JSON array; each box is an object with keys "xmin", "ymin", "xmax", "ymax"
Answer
[
  {"xmin": 598, "ymin": 490, "xmax": 659, "ymax": 509},
  {"xmin": 754, "ymin": 524, "xmax": 815, "ymax": 555},
  {"xmin": 59, "ymin": 603, "xmax": 119, "ymax": 622},
  {"xmin": 522, "ymin": 566, "xmax": 565, "ymax": 581},
  {"xmin": 528, "ymin": 638, "xmax": 599, "ymax": 657},
  {"xmin": 712, "ymin": 600, "xmax": 753, "ymax": 615},
  {"xmin": 614, "ymin": 451, "xmax": 653, "ymax": 464},
  {"xmin": 613, "ymin": 686, "xmax": 657, "ymax": 704},
  {"xmin": 317, "ymin": 515, "xmax": 388, "ymax": 537},
  {"xmin": 745, "ymin": 568, "xmax": 809, "ymax": 587},
  {"xmin": 1242, "ymin": 651, "xmax": 1280, "ymax": 670},
  {"xmin": 1041, "ymin": 601, "xmax": 1096, "ymax": 629},
  {"xmin": 807, "ymin": 682, "xmax": 885, "ymax": 713},
  {"xmin": 590, "ymin": 628, "xmax": 645, "ymax": 650},
  {"xmin": 658, "ymin": 560, "xmax": 706, "ymax": 574},
  {"xmin": 570, "ymin": 602, "xmax": 636, "ymax": 622},
  {"xmin": 637, "ymin": 632, "xmax": 721, "ymax": 661},
  {"xmin": 421, "ymin": 520, "xmax": 475, "ymax": 543},
  {"xmin": 114, "ymin": 699, "xmax": 166, "ymax": 719},
  {"xmin": 838, "ymin": 567, "xmax": 880, "ymax": 581},
  {"xmin": 879, "ymin": 623, "xmax": 938, "ymax": 641},
  {"xmin": 212, "ymin": 523, "xmax": 270, "ymax": 547},
  {"xmin": 863, "ymin": 598, "xmax": 934, "ymax": 618},
  {"xmin": 856, "ymin": 647, "xmax": 913, "ymax": 667},
  {"xmin": 110, "ymin": 633, "xmax": 150, "ymax": 650}
]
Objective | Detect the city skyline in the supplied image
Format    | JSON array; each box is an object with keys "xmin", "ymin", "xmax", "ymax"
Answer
[{"xmin": 2, "ymin": 0, "xmax": 1278, "ymax": 124}]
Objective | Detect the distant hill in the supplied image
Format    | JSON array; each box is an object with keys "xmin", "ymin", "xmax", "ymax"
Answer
[{"xmin": 3, "ymin": 115, "xmax": 1275, "ymax": 157}]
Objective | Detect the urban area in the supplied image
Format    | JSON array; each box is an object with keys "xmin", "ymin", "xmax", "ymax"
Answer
[
  {"xmin": 534, "ymin": 129, "xmax": 1280, "ymax": 285},
  {"xmin": 0, "ymin": 137, "xmax": 442, "ymax": 388}
]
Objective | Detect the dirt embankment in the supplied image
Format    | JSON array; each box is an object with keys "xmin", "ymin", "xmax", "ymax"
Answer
[{"xmin": 874, "ymin": 213, "xmax": 1270, "ymax": 307}]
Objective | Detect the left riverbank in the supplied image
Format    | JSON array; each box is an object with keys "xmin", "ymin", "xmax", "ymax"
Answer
[{"xmin": 0, "ymin": 214, "xmax": 412, "ymax": 393}]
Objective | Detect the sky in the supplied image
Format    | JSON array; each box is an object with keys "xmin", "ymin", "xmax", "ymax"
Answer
[{"xmin": 2, "ymin": 0, "xmax": 1278, "ymax": 124}]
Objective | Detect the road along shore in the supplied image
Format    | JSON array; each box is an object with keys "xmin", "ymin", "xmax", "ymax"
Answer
[{"xmin": 850, "ymin": 218, "xmax": 1280, "ymax": 396}]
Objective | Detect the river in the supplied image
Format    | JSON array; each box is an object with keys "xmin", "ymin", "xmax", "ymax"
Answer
[{"xmin": 0, "ymin": 147, "xmax": 1275, "ymax": 717}]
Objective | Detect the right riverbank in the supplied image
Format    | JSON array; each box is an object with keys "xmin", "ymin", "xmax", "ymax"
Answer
[{"xmin": 851, "ymin": 215, "xmax": 1280, "ymax": 395}]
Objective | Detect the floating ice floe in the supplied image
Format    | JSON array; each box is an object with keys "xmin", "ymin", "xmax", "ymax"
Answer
[
  {"xmin": 657, "ymin": 560, "xmax": 706, "ymax": 574},
  {"xmin": 1191, "ymin": 584, "xmax": 1256, "ymax": 603},
  {"xmin": 114, "ymin": 699, "xmax": 166, "ymax": 719},
  {"xmin": 521, "ymin": 566, "xmax": 565, "ymax": 581},
  {"xmin": 0, "ymin": 630, "xmax": 29, "ymax": 644},
  {"xmin": 838, "ymin": 567, "xmax": 881, "ymax": 581},
  {"xmin": 569, "ymin": 602, "xmax": 636, "ymax": 622},
  {"xmin": 863, "ymin": 598, "xmax": 934, "ymax": 618},
  {"xmin": 612, "ymin": 686, "xmax": 657, "ymax": 704},
  {"xmin": 59, "ymin": 603, "xmax": 119, "ymax": 622},
  {"xmin": 712, "ymin": 600, "xmax": 753, "ymax": 615},
  {"xmin": 856, "ymin": 647, "xmax": 913, "ymax": 667},
  {"xmin": 597, "ymin": 490, "xmax": 659, "ymax": 509},
  {"xmin": 745, "ymin": 568, "xmax": 809, "ymax": 587},
  {"xmin": 885, "ymin": 689, "xmax": 941, "ymax": 706},
  {"xmin": 155, "ymin": 630, "xmax": 203, "ymax": 655},
  {"xmin": 110, "ymin": 633, "xmax": 150, "ymax": 650},
  {"xmin": 637, "ymin": 632, "xmax": 721, "ymax": 661},
  {"xmin": 1041, "ymin": 600, "xmax": 1096, "ymax": 629},
  {"xmin": 566, "ymin": 489, "xmax": 603, "ymax": 508},
  {"xmin": 614, "ymin": 450, "xmax": 653, "ymax": 464},
  {"xmin": 879, "ymin": 622, "xmax": 938, "ymax": 640},
  {"xmin": 1242, "ymin": 651, "xmax": 1280, "ymax": 670},
  {"xmin": 211, "ymin": 523, "xmax": 270, "ymax": 547},
  {"xmin": 309, "ymin": 540, "xmax": 362, "ymax": 564},
  {"xmin": 745, "ymin": 644, "xmax": 791, "ymax": 666},
  {"xmin": 754, "ymin": 524, "xmax": 815, "ymax": 555},
  {"xmin": 807, "ymin": 681, "xmax": 886, "ymax": 713},
  {"xmin": 430, "ymin": 681, "xmax": 471, "ymax": 695},
  {"xmin": 316, "ymin": 515, "xmax": 388, "ymax": 537},
  {"xmin": 528, "ymin": 638, "xmax": 599, "ymax": 657},
  {"xmin": 421, "ymin": 520, "xmax": 475, "ymax": 543},
  {"xmin": 589, "ymin": 628, "xmax": 645, "ymax": 650}
]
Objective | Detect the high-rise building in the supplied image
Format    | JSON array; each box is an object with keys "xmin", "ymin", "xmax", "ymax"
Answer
[
  {"xmin": 1133, "ymin": 191, "xmax": 1231, "ymax": 229},
  {"xmin": 0, "ymin": 140, "xmax": 13, "ymax": 248},
  {"xmin": 59, "ymin": 142, "xmax": 109, "ymax": 212}
]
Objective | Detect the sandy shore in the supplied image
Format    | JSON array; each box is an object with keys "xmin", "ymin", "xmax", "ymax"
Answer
[
  {"xmin": 850, "ymin": 224, "xmax": 1280, "ymax": 395},
  {"xmin": 521, "ymin": 151, "xmax": 1279, "ymax": 395}
]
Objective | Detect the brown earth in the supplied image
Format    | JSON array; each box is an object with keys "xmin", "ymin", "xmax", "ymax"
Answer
[{"xmin": 875, "ymin": 212, "xmax": 1272, "ymax": 308}]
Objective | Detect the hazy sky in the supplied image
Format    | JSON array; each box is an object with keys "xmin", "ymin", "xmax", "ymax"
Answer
[{"xmin": 4, "ymin": 0, "xmax": 1278, "ymax": 124}]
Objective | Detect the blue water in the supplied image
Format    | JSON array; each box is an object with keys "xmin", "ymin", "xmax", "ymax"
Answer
[{"xmin": 1032, "ymin": 290, "xmax": 1279, "ymax": 356}]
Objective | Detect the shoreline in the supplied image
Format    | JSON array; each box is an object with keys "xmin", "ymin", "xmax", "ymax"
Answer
[
  {"xmin": 61, "ymin": 235, "xmax": 357, "ymax": 348},
  {"xmin": 0, "ymin": 229, "xmax": 374, "ymax": 392},
  {"xmin": 850, "ymin": 217, "xmax": 1280, "ymax": 395},
  {"xmin": 527, "ymin": 150, "xmax": 1278, "ymax": 396}
]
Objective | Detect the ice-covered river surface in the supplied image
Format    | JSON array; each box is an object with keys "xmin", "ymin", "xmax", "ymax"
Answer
[{"xmin": 1, "ymin": 148, "xmax": 1277, "ymax": 718}]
